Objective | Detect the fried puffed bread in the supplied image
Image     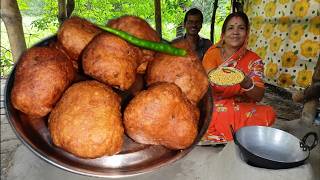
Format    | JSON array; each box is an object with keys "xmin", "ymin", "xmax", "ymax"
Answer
[
  {"xmin": 49, "ymin": 81, "xmax": 124, "ymax": 158},
  {"xmin": 124, "ymin": 82, "xmax": 199, "ymax": 150}
]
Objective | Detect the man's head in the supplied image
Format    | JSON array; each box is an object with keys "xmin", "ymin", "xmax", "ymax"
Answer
[{"xmin": 184, "ymin": 8, "xmax": 203, "ymax": 36}]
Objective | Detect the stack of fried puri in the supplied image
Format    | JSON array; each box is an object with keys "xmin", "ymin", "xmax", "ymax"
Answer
[
  {"xmin": 124, "ymin": 82, "xmax": 199, "ymax": 149},
  {"xmin": 146, "ymin": 50, "xmax": 208, "ymax": 105},
  {"xmin": 10, "ymin": 15, "xmax": 207, "ymax": 159},
  {"xmin": 107, "ymin": 15, "xmax": 161, "ymax": 74},
  {"xmin": 49, "ymin": 81, "xmax": 123, "ymax": 158},
  {"xmin": 11, "ymin": 47, "xmax": 75, "ymax": 117}
]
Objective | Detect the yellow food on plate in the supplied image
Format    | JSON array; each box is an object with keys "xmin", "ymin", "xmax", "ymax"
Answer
[{"xmin": 208, "ymin": 67, "xmax": 244, "ymax": 86}]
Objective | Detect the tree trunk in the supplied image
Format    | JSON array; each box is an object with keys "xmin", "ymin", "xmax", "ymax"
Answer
[
  {"xmin": 1, "ymin": 0, "xmax": 26, "ymax": 62},
  {"xmin": 210, "ymin": 0, "xmax": 219, "ymax": 43}
]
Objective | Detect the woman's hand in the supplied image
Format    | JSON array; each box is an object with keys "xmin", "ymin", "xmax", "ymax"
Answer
[
  {"xmin": 240, "ymin": 75, "xmax": 253, "ymax": 89},
  {"xmin": 239, "ymin": 75, "xmax": 265, "ymax": 102}
]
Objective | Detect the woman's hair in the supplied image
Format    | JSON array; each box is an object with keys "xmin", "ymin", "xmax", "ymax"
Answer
[
  {"xmin": 184, "ymin": 8, "xmax": 203, "ymax": 24},
  {"xmin": 221, "ymin": 12, "xmax": 249, "ymax": 34}
]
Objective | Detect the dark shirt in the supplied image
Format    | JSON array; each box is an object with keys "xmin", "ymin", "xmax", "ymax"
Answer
[{"xmin": 172, "ymin": 35, "xmax": 212, "ymax": 60}]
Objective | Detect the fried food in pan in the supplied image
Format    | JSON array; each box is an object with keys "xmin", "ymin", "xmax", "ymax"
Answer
[
  {"xmin": 11, "ymin": 47, "xmax": 75, "ymax": 117},
  {"xmin": 146, "ymin": 51, "xmax": 208, "ymax": 105},
  {"xmin": 124, "ymin": 82, "xmax": 199, "ymax": 150},
  {"xmin": 108, "ymin": 15, "xmax": 161, "ymax": 74},
  {"xmin": 82, "ymin": 33, "xmax": 138, "ymax": 90},
  {"xmin": 49, "ymin": 81, "xmax": 124, "ymax": 158},
  {"xmin": 57, "ymin": 16, "xmax": 102, "ymax": 61}
]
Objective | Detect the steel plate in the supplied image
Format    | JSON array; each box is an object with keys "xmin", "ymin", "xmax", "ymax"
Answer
[{"xmin": 4, "ymin": 36, "xmax": 213, "ymax": 178}]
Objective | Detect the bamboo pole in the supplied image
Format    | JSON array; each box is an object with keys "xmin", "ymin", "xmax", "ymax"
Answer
[
  {"xmin": 58, "ymin": 0, "xmax": 67, "ymax": 24},
  {"xmin": 154, "ymin": 0, "xmax": 162, "ymax": 38},
  {"xmin": 58, "ymin": 0, "xmax": 75, "ymax": 25},
  {"xmin": 210, "ymin": 0, "xmax": 219, "ymax": 43}
]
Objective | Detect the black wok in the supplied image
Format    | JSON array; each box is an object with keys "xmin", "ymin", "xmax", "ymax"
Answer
[{"xmin": 231, "ymin": 126, "xmax": 318, "ymax": 169}]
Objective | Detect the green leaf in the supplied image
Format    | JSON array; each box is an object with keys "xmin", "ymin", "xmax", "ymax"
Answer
[{"xmin": 294, "ymin": 50, "xmax": 299, "ymax": 55}]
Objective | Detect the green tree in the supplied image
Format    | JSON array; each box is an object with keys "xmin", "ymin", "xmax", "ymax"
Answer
[
  {"xmin": 23, "ymin": 0, "xmax": 192, "ymax": 40},
  {"xmin": 2, "ymin": 0, "xmax": 231, "ymax": 77}
]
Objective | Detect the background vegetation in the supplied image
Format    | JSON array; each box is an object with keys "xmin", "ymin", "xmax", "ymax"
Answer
[{"xmin": 1, "ymin": 0, "xmax": 231, "ymax": 77}]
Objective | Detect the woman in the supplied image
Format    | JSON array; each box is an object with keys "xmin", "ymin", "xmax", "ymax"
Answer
[{"xmin": 199, "ymin": 12, "xmax": 276, "ymax": 145}]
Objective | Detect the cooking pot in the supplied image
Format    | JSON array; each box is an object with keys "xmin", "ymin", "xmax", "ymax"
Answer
[{"xmin": 230, "ymin": 125, "xmax": 318, "ymax": 169}]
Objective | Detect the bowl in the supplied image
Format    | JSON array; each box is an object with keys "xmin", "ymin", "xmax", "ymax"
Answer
[{"xmin": 4, "ymin": 36, "xmax": 213, "ymax": 177}]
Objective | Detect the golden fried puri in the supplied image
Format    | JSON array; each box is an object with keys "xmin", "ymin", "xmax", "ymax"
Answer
[
  {"xmin": 146, "ymin": 52, "xmax": 208, "ymax": 105},
  {"xmin": 124, "ymin": 82, "xmax": 199, "ymax": 150},
  {"xmin": 82, "ymin": 33, "xmax": 138, "ymax": 90},
  {"xmin": 11, "ymin": 47, "xmax": 75, "ymax": 117},
  {"xmin": 108, "ymin": 15, "xmax": 161, "ymax": 74},
  {"xmin": 57, "ymin": 16, "xmax": 102, "ymax": 61},
  {"xmin": 49, "ymin": 81, "xmax": 124, "ymax": 158}
]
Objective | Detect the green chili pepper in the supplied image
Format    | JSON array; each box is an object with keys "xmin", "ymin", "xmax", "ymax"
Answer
[
  {"xmin": 222, "ymin": 67, "xmax": 235, "ymax": 74},
  {"xmin": 98, "ymin": 25, "xmax": 187, "ymax": 57}
]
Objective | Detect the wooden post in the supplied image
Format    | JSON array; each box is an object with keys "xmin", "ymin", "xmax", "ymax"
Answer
[
  {"xmin": 58, "ymin": 0, "xmax": 75, "ymax": 25},
  {"xmin": 235, "ymin": 0, "xmax": 244, "ymax": 12},
  {"xmin": 67, "ymin": 0, "xmax": 75, "ymax": 18},
  {"xmin": 1, "ymin": 0, "xmax": 27, "ymax": 62},
  {"xmin": 154, "ymin": 0, "xmax": 162, "ymax": 38},
  {"xmin": 231, "ymin": 0, "xmax": 235, "ymax": 13},
  {"xmin": 210, "ymin": 0, "xmax": 219, "ymax": 43},
  {"xmin": 58, "ymin": 0, "xmax": 67, "ymax": 25}
]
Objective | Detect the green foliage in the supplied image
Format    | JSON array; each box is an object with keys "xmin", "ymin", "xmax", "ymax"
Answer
[
  {"xmin": 30, "ymin": 0, "xmax": 59, "ymax": 30},
  {"xmin": 1, "ymin": 0, "xmax": 232, "ymax": 77},
  {"xmin": 0, "ymin": 46, "xmax": 14, "ymax": 77},
  {"xmin": 17, "ymin": 0, "xmax": 29, "ymax": 11},
  {"xmin": 16, "ymin": 0, "xmax": 233, "ymax": 41},
  {"xmin": 22, "ymin": 0, "xmax": 188, "ymax": 33}
]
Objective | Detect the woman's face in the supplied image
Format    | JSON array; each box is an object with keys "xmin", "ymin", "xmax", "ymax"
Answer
[{"xmin": 223, "ymin": 17, "xmax": 247, "ymax": 49}]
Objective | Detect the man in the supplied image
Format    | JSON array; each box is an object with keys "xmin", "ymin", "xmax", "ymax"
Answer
[{"xmin": 172, "ymin": 8, "xmax": 212, "ymax": 60}]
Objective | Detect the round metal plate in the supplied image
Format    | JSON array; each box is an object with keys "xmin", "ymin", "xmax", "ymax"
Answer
[
  {"xmin": 4, "ymin": 36, "xmax": 213, "ymax": 178},
  {"xmin": 208, "ymin": 67, "xmax": 244, "ymax": 86}
]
